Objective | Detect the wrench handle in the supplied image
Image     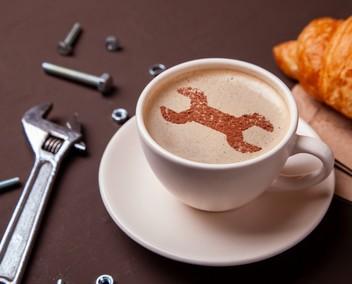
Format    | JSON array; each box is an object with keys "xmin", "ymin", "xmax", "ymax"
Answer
[{"xmin": 0, "ymin": 159, "xmax": 56, "ymax": 284}]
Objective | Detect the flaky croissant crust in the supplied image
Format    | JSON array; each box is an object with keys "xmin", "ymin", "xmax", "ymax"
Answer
[{"xmin": 273, "ymin": 17, "xmax": 352, "ymax": 119}]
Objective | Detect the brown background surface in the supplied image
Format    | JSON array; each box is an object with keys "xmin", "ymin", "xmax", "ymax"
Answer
[{"xmin": 0, "ymin": 0, "xmax": 352, "ymax": 283}]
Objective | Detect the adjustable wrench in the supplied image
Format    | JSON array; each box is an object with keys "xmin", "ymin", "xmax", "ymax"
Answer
[{"xmin": 0, "ymin": 104, "xmax": 85, "ymax": 284}]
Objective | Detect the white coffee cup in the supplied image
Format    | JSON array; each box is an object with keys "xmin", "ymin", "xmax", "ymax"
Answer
[{"xmin": 136, "ymin": 58, "xmax": 334, "ymax": 212}]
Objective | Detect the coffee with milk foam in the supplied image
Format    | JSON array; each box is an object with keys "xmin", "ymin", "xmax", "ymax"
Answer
[{"xmin": 144, "ymin": 68, "xmax": 290, "ymax": 164}]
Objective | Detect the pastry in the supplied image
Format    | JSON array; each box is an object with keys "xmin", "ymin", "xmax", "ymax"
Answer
[{"xmin": 273, "ymin": 17, "xmax": 352, "ymax": 119}]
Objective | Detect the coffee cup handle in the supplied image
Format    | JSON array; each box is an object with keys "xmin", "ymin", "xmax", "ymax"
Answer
[{"xmin": 271, "ymin": 135, "xmax": 334, "ymax": 191}]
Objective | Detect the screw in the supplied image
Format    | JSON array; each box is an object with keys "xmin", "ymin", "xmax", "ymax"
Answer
[
  {"xmin": 0, "ymin": 177, "xmax": 21, "ymax": 192},
  {"xmin": 42, "ymin": 62, "xmax": 114, "ymax": 94},
  {"xmin": 56, "ymin": 279, "xmax": 65, "ymax": 284},
  {"xmin": 57, "ymin": 22, "xmax": 82, "ymax": 55},
  {"xmin": 112, "ymin": 108, "xmax": 129, "ymax": 124},
  {"xmin": 96, "ymin": 274, "xmax": 115, "ymax": 284},
  {"xmin": 149, "ymin": 63, "xmax": 166, "ymax": 77},
  {"xmin": 105, "ymin": 36, "xmax": 121, "ymax": 52}
]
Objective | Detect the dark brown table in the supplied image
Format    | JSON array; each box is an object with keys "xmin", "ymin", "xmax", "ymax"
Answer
[{"xmin": 1, "ymin": 1, "xmax": 351, "ymax": 283}]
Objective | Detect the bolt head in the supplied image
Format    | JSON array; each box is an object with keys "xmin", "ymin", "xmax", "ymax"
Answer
[
  {"xmin": 98, "ymin": 73, "xmax": 114, "ymax": 93},
  {"xmin": 57, "ymin": 41, "xmax": 72, "ymax": 55}
]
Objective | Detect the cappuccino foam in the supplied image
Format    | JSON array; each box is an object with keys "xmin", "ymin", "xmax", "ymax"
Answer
[{"xmin": 144, "ymin": 68, "xmax": 290, "ymax": 164}]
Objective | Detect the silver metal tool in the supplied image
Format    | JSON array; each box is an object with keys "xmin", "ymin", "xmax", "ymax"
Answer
[
  {"xmin": 0, "ymin": 178, "xmax": 20, "ymax": 192},
  {"xmin": 42, "ymin": 62, "xmax": 114, "ymax": 94},
  {"xmin": 105, "ymin": 36, "xmax": 121, "ymax": 52},
  {"xmin": 112, "ymin": 108, "xmax": 129, "ymax": 124},
  {"xmin": 0, "ymin": 104, "xmax": 84, "ymax": 284},
  {"xmin": 148, "ymin": 63, "xmax": 166, "ymax": 77},
  {"xmin": 66, "ymin": 113, "xmax": 87, "ymax": 152},
  {"xmin": 96, "ymin": 274, "xmax": 115, "ymax": 284},
  {"xmin": 57, "ymin": 22, "xmax": 82, "ymax": 55}
]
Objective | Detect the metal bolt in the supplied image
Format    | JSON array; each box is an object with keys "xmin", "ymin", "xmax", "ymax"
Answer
[
  {"xmin": 57, "ymin": 22, "xmax": 82, "ymax": 55},
  {"xmin": 96, "ymin": 274, "xmax": 115, "ymax": 284},
  {"xmin": 56, "ymin": 279, "xmax": 65, "ymax": 284},
  {"xmin": 112, "ymin": 108, "xmax": 129, "ymax": 124},
  {"xmin": 42, "ymin": 62, "xmax": 114, "ymax": 94},
  {"xmin": 105, "ymin": 36, "xmax": 121, "ymax": 52},
  {"xmin": 0, "ymin": 177, "xmax": 21, "ymax": 192},
  {"xmin": 149, "ymin": 63, "xmax": 166, "ymax": 77}
]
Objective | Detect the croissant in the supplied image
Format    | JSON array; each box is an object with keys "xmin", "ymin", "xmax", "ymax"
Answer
[{"xmin": 273, "ymin": 17, "xmax": 352, "ymax": 119}]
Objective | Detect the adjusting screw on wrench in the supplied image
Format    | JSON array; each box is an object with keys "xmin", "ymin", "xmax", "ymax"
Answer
[
  {"xmin": 0, "ymin": 177, "xmax": 21, "ymax": 192},
  {"xmin": 57, "ymin": 22, "xmax": 82, "ymax": 56},
  {"xmin": 96, "ymin": 274, "xmax": 115, "ymax": 284},
  {"xmin": 42, "ymin": 62, "xmax": 114, "ymax": 94}
]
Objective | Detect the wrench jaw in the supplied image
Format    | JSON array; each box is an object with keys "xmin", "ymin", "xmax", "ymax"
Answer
[
  {"xmin": 21, "ymin": 103, "xmax": 83, "ymax": 161},
  {"xmin": 21, "ymin": 103, "xmax": 51, "ymax": 156},
  {"xmin": 21, "ymin": 121, "xmax": 47, "ymax": 157},
  {"xmin": 22, "ymin": 102, "xmax": 52, "ymax": 122}
]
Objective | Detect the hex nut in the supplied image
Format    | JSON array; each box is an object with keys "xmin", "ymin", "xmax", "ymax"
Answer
[
  {"xmin": 149, "ymin": 63, "xmax": 166, "ymax": 77},
  {"xmin": 105, "ymin": 36, "xmax": 121, "ymax": 52},
  {"xmin": 96, "ymin": 274, "xmax": 115, "ymax": 284},
  {"xmin": 112, "ymin": 108, "xmax": 129, "ymax": 124}
]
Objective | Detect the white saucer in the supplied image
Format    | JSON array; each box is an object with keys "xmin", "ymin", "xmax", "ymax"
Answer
[{"xmin": 99, "ymin": 117, "xmax": 334, "ymax": 266}]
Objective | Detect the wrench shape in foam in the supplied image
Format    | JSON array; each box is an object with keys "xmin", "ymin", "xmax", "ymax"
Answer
[{"xmin": 160, "ymin": 87, "xmax": 274, "ymax": 153}]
